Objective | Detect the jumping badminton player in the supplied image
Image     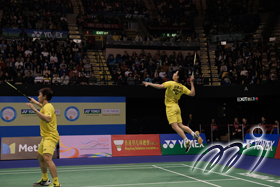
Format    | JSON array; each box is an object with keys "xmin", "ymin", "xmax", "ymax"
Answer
[
  {"xmin": 143, "ymin": 71, "xmax": 202, "ymax": 153},
  {"xmin": 26, "ymin": 88, "xmax": 62, "ymax": 187}
]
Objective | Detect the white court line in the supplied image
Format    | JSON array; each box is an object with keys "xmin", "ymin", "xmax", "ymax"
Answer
[
  {"xmin": 182, "ymin": 164, "xmax": 274, "ymax": 187},
  {"xmin": 0, "ymin": 165, "xmax": 189, "ymax": 175},
  {"xmin": 153, "ymin": 165, "xmax": 221, "ymax": 187},
  {"xmin": 83, "ymin": 179, "xmax": 236, "ymax": 187},
  {"xmin": 0, "ymin": 163, "xmax": 183, "ymax": 173}
]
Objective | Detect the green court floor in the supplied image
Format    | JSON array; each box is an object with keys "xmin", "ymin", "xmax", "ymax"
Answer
[{"xmin": 0, "ymin": 162, "xmax": 279, "ymax": 187}]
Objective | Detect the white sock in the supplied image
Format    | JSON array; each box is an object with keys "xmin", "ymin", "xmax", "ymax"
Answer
[
  {"xmin": 184, "ymin": 138, "xmax": 188, "ymax": 142},
  {"xmin": 191, "ymin": 131, "xmax": 195, "ymax": 136}
]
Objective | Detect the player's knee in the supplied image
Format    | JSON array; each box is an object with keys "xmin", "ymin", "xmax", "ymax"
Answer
[
  {"xmin": 178, "ymin": 123, "xmax": 184, "ymax": 129},
  {"xmin": 43, "ymin": 154, "xmax": 52, "ymax": 162},
  {"xmin": 37, "ymin": 153, "xmax": 44, "ymax": 162}
]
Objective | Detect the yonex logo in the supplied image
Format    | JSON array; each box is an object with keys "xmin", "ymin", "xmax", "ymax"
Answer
[
  {"xmin": 2, "ymin": 143, "xmax": 16, "ymax": 154},
  {"xmin": 163, "ymin": 140, "xmax": 177, "ymax": 149},
  {"xmin": 163, "ymin": 140, "xmax": 204, "ymax": 149}
]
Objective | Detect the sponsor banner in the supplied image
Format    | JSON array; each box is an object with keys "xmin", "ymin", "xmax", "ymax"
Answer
[
  {"xmin": 0, "ymin": 97, "xmax": 126, "ymax": 126},
  {"xmin": 241, "ymin": 134, "xmax": 280, "ymax": 158},
  {"xmin": 211, "ymin": 33, "xmax": 244, "ymax": 43},
  {"xmin": 1, "ymin": 137, "xmax": 57, "ymax": 160},
  {"xmin": 83, "ymin": 23, "xmax": 123, "ymax": 29},
  {"xmin": 160, "ymin": 133, "xmax": 207, "ymax": 155},
  {"xmin": 274, "ymin": 138, "xmax": 280, "ymax": 159},
  {"xmin": 59, "ymin": 135, "xmax": 112, "ymax": 158},
  {"xmin": 2, "ymin": 28, "xmax": 68, "ymax": 39},
  {"xmin": 111, "ymin": 135, "xmax": 161, "ymax": 157}
]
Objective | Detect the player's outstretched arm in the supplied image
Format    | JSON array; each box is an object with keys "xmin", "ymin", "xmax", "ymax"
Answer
[
  {"xmin": 189, "ymin": 76, "xmax": 195, "ymax": 96},
  {"xmin": 28, "ymin": 97, "xmax": 43, "ymax": 108},
  {"xmin": 142, "ymin": 81, "xmax": 165, "ymax": 89}
]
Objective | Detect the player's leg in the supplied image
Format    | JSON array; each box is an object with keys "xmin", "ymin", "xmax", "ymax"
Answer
[
  {"xmin": 171, "ymin": 122, "xmax": 192, "ymax": 153},
  {"xmin": 43, "ymin": 140, "xmax": 61, "ymax": 187},
  {"xmin": 177, "ymin": 108, "xmax": 202, "ymax": 144},
  {"xmin": 33, "ymin": 139, "xmax": 51, "ymax": 186}
]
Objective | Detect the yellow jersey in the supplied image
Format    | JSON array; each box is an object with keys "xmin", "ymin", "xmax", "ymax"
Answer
[
  {"xmin": 163, "ymin": 81, "xmax": 191, "ymax": 107},
  {"xmin": 40, "ymin": 103, "xmax": 59, "ymax": 142}
]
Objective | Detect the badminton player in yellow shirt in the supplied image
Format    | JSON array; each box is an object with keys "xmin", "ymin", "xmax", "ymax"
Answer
[
  {"xmin": 143, "ymin": 70, "xmax": 202, "ymax": 153},
  {"xmin": 26, "ymin": 88, "xmax": 61, "ymax": 187}
]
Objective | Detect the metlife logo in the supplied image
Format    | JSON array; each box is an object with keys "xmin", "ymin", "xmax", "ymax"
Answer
[{"xmin": 0, "ymin": 137, "xmax": 57, "ymax": 160}]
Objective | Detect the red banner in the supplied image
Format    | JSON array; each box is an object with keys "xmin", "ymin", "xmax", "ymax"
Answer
[
  {"xmin": 83, "ymin": 23, "xmax": 123, "ymax": 29},
  {"xmin": 274, "ymin": 138, "xmax": 280, "ymax": 159},
  {"xmin": 111, "ymin": 135, "xmax": 161, "ymax": 157}
]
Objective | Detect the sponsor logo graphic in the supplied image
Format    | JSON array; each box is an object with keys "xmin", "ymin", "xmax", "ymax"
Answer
[
  {"xmin": 163, "ymin": 140, "xmax": 204, "ymax": 149},
  {"xmin": 103, "ymin": 109, "xmax": 120, "ymax": 114},
  {"xmin": 193, "ymin": 126, "xmax": 273, "ymax": 174},
  {"xmin": 84, "ymin": 109, "xmax": 101, "ymax": 114},
  {"xmin": 64, "ymin": 106, "xmax": 80, "ymax": 121},
  {"xmin": 113, "ymin": 140, "xmax": 124, "ymax": 151},
  {"xmin": 21, "ymin": 109, "xmax": 39, "ymax": 114},
  {"xmin": 102, "ymin": 109, "xmax": 120, "ymax": 116},
  {"xmin": 2, "ymin": 143, "xmax": 15, "ymax": 154},
  {"xmin": 55, "ymin": 109, "xmax": 60, "ymax": 115},
  {"xmin": 1, "ymin": 106, "xmax": 17, "ymax": 122},
  {"xmin": 31, "ymin": 31, "xmax": 64, "ymax": 38}
]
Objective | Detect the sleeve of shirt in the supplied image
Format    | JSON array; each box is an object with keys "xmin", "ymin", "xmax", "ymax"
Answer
[
  {"xmin": 43, "ymin": 104, "xmax": 53, "ymax": 118},
  {"xmin": 183, "ymin": 86, "xmax": 191, "ymax": 95},
  {"xmin": 163, "ymin": 81, "xmax": 173, "ymax": 88}
]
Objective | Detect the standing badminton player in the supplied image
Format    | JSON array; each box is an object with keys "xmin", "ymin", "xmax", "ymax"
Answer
[
  {"xmin": 143, "ymin": 70, "xmax": 202, "ymax": 153},
  {"xmin": 26, "ymin": 88, "xmax": 62, "ymax": 187}
]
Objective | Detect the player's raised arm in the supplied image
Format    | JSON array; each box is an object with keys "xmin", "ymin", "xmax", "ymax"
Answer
[
  {"xmin": 189, "ymin": 76, "xmax": 195, "ymax": 96},
  {"xmin": 142, "ymin": 81, "xmax": 165, "ymax": 89},
  {"xmin": 28, "ymin": 97, "xmax": 43, "ymax": 108}
]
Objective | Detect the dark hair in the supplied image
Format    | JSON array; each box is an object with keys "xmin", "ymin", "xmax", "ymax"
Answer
[
  {"xmin": 38, "ymin": 88, "xmax": 53, "ymax": 101},
  {"xmin": 178, "ymin": 70, "xmax": 185, "ymax": 83}
]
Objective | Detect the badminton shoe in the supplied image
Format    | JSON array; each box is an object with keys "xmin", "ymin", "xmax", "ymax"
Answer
[
  {"xmin": 184, "ymin": 140, "xmax": 193, "ymax": 153},
  {"xmin": 193, "ymin": 131, "xmax": 203, "ymax": 145},
  {"xmin": 33, "ymin": 178, "xmax": 51, "ymax": 186},
  {"xmin": 49, "ymin": 183, "xmax": 62, "ymax": 187}
]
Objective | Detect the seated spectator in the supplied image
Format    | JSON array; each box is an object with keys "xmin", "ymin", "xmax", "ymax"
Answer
[
  {"xmin": 43, "ymin": 73, "xmax": 51, "ymax": 85},
  {"xmin": 4, "ymin": 72, "xmax": 13, "ymax": 82},
  {"xmin": 108, "ymin": 55, "xmax": 116, "ymax": 67},
  {"xmin": 24, "ymin": 66, "xmax": 33, "ymax": 77},
  {"xmin": 121, "ymin": 61, "xmax": 128, "ymax": 72},
  {"xmin": 127, "ymin": 73, "xmax": 135, "ymax": 85},
  {"xmin": 61, "ymin": 72, "xmax": 70, "ymax": 85},
  {"xmin": 135, "ymin": 33, "xmax": 143, "ymax": 42},
  {"xmin": 88, "ymin": 73, "xmax": 97, "ymax": 85},
  {"xmin": 78, "ymin": 73, "xmax": 87, "ymax": 85},
  {"xmin": 162, "ymin": 74, "xmax": 170, "ymax": 83},
  {"xmin": 59, "ymin": 65, "xmax": 69, "ymax": 77},
  {"xmin": 153, "ymin": 73, "xmax": 162, "ymax": 84},
  {"xmin": 14, "ymin": 72, "xmax": 24, "ymax": 85},
  {"xmin": 196, "ymin": 75, "xmax": 204, "ymax": 85},
  {"xmin": 52, "ymin": 73, "xmax": 61, "ymax": 85},
  {"xmin": 69, "ymin": 72, "xmax": 78, "ymax": 85},
  {"xmin": 125, "ymin": 68, "xmax": 132, "ymax": 77},
  {"xmin": 34, "ymin": 73, "xmax": 44, "ymax": 84},
  {"xmin": 43, "ymin": 66, "xmax": 51, "ymax": 77},
  {"xmin": 15, "ymin": 58, "xmax": 23, "ymax": 69},
  {"xmin": 60, "ymin": 60, "xmax": 68, "ymax": 69},
  {"xmin": 84, "ymin": 60, "xmax": 92, "ymax": 72},
  {"xmin": 159, "ymin": 68, "xmax": 166, "ymax": 79},
  {"xmin": 50, "ymin": 53, "xmax": 58, "ymax": 63},
  {"xmin": 24, "ymin": 71, "xmax": 34, "ymax": 84}
]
